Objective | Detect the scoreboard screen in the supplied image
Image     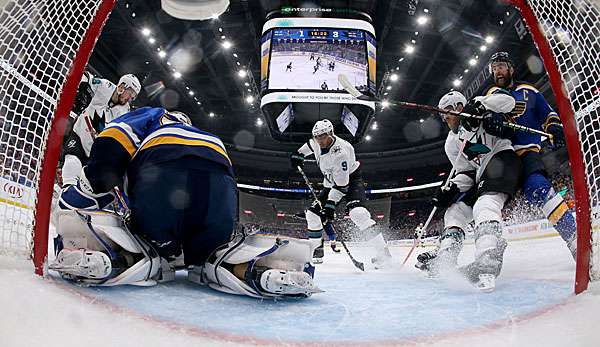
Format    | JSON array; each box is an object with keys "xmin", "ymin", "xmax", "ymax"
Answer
[{"xmin": 264, "ymin": 27, "xmax": 370, "ymax": 91}]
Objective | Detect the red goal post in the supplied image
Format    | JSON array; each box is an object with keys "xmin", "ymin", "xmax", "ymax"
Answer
[
  {"xmin": 0, "ymin": 0, "xmax": 117, "ymax": 274},
  {"xmin": 508, "ymin": 0, "xmax": 599, "ymax": 294}
]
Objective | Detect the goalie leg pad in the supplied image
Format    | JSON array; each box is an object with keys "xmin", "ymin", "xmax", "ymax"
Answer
[
  {"xmin": 191, "ymin": 235, "xmax": 319, "ymax": 298},
  {"xmin": 349, "ymin": 206, "xmax": 376, "ymax": 231}
]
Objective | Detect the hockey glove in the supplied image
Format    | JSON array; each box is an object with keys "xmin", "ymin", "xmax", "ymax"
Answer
[
  {"xmin": 72, "ymin": 78, "xmax": 94, "ymax": 115},
  {"xmin": 482, "ymin": 112, "xmax": 509, "ymax": 138},
  {"xmin": 547, "ymin": 123, "xmax": 566, "ymax": 148},
  {"xmin": 59, "ymin": 170, "xmax": 114, "ymax": 210},
  {"xmin": 290, "ymin": 153, "xmax": 305, "ymax": 170},
  {"xmin": 432, "ymin": 182, "xmax": 461, "ymax": 208},
  {"xmin": 323, "ymin": 200, "xmax": 337, "ymax": 221},
  {"xmin": 460, "ymin": 99, "xmax": 486, "ymax": 132}
]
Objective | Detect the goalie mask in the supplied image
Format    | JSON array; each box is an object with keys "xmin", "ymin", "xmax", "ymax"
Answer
[{"xmin": 161, "ymin": 110, "xmax": 192, "ymax": 126}]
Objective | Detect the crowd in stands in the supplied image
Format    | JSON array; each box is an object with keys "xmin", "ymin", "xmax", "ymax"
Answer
[{"xmin": 239, "ymin": 173, "xmax": 577, "ymax": 242}]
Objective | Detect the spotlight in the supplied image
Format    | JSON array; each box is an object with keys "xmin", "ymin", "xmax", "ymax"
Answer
[
  {"xmin": 209, "ymin": 112, "xmax": 215, "ymax": 118},
  {"xmin": 222, "ymin": 40, "xmax": 232, "ymax": 49},
  {"xmin": 453, "ymin": 79, "xmax": 462, "ymax": 87},
  {"xmin": 390, "ymin": 73, "xmax": 399, "ymax": 82},
  {"xmin": 485, "ymin": 35, "xmax": 494, "ymax": 44},
  {"xmin": 404, "ymin": 44, "xmax": 415, "ymax": 54},
  {"xmin": 238, "ymin": 70, "xmax": 247, "ymax": 78},
  {"xmin": 141, "ymin": 28, "xmax": 151, "ymax": 36},
  {"xmin": 246, "ymin": 95, "xmax": 255, "ymax": 104},
  {"xmin": 158, "ymin": 51, "xmax": 166, "ymax": 59},
  {"xmin": 173, "ymin": 71, "xmax": 182, "ymax": 79},
  {"xmin": 417, "ymin": 15, "xmax": 429, "ymax": 25},
  {"xmin": 468, "ymin": 58, "xmax": 477, "ymax": 66}
]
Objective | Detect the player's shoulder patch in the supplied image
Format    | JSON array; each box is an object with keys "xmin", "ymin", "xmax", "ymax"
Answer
[
  {"xmin": 331, "ymin": 145, "xmax": 342, "ymax": 154},
  {"xmin": 515, "ymin": 82, "xmax": 539, "ymax": 93},
  {"xmin": 91, "ymin": 77, "xmax": 102, "ymax": 85}
]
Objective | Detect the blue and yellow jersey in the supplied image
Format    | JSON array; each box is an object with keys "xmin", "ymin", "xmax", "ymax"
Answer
[
  {"xmin": 96, "ymin": 106, "xmax": 232, "ymax": 175},
  {"xmin": 485, "ymin": 82, "xmax": 562, "ymax": 154}
]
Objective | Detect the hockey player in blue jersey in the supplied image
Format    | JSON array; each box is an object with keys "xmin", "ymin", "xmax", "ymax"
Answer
[
  {"xmin": 485, "ymin": 51, "xmax": 576, "ymax": 258},
  {"xmin": 52, "ymin": 107, "xmax": 320, "ymax": 298}
]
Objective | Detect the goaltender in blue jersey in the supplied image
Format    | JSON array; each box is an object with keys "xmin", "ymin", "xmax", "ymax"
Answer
[
  {"xmin": 485, "ymin": 52, "xmax": 576, "ymax": 259},
  {"xmin": 54, "ymin": 106, "xmax": 320, "ymax": 298}
]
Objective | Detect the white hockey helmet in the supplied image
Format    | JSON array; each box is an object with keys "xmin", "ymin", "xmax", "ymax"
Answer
[
  {"xmin": 438, "ymin": 91, "xmax": 467, "ymax": 110},
  {"xmin": 118, "ymin": 74, "xmax": 141, "ymax": 99},
  {"xmin": 312, "ymin": 119, "xmax": 334, "ymax": 137}
]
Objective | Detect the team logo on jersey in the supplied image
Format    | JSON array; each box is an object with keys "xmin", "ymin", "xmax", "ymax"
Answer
[
  {"xmin": 67, "ymin": 139, "xmax": 76, "ymax": 148},
  {"xmin": 510, "ymin": 101, "xmax": 527, "ymax": 120},
  {"xmin": 332, "ymin": 145, "xmax": 341, "ymax": 154}
]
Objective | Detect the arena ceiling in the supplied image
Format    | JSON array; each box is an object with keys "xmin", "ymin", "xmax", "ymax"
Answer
[{"xmin": 89, "ymin": 0, "xmax": 550, "ymax": 184}]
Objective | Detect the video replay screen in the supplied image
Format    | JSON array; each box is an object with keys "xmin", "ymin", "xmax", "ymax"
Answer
[{"xmin": 267, "ymin": 28, "xmax": 368, "ymax": 91}]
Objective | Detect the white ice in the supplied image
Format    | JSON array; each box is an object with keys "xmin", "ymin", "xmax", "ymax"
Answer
[
  {"xmin": 268, "ymin": 53, "xmax": 366, "ymax": 90},
  {"xmin": 2, "ymin": 235, "xmax": 599, "ymax": 347}
]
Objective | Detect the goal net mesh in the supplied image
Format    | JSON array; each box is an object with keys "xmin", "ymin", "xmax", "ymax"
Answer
[
  {"xmin": 519, "ymin": 0, "xmax": 600, "ymax": 280},
  {"xmin": 0, "ymin": 0, "xmax": 106, "ymax": 257}
]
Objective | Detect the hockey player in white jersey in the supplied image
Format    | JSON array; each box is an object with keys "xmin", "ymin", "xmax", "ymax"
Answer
[
  {"xmin": 290, "ymin": 119, "xmax": 392, "ymax": 267},
  {"xmin": 60, "ymin": 73, "xmax": 141, "ymax": 187},
  {"xmin": 415, "ymin": 91, "xmax": 521, "ymax": 292}
]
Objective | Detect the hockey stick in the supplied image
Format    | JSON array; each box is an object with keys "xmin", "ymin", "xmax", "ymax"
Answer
[
  {"xmin": 296, "ymin": 166, "xmax": 365, "ymax": 271},
  {"xmin": 400, "ymin": 138, "xmax": 469, "ymax": 268},
  {"xmin": 338, "ymin": 74, "xmax": 553, "ymax": 140}
]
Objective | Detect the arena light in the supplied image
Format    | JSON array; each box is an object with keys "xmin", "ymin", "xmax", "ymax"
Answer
[
  {"xmin": 141, "ymin": 28, "xmax": 151, "ymax": 36},
  {"xmin": 244, "ymin": 82, "xmax": 250, "ymax": 87},
  {"xmin": 438, "ymin": 172, "xmax": 446, "ymax": 176},
  {"xmin": 386, "ymin": 85, "xmax": 392, "ymax": 90},
  {"xmin": 211, "ymin": 13, "xmax": 220, "ymax": 20},
  {"xmin": 480, "ymin": 45, "xmax": 487, "ymax": 52},
  {"xmin": 406, "ymin": 177, "xmax": 414, "ymax": 182},
  {"xmin": 464, "ymin": 69, "xmax": 469, "ymax": 73},
  {"xmin": 390, "ymin": 73, "xmax": 399, "ymax": 82},
  {"xmin": 423, "ymin": 8, "xmax": 429, "ymax": 13},
  {"xmin": 158, "ymin": 50, "xmax": 166, "ymax": 59},
  {"xmin": 172, "ymin": 71, "xmax": 182, "ymax": 79},
  {"xmin": 404, "ymin": 44, "xmax": 415, "ymax": 54},
  {"xmin": 371, "ymin": 121, "xmax": 378, "ymax": 130},
  {"xmin": 233, "ymin": 53, "xmax": 238, "ymax": 58},
  {"xmin": 238, "ymin": 70, "xmax": 247, "ymax": 78},
  {"xmin": 222, "ymin": 40, "xmax": 233, "ymax": 49},
  {"xmin": 255, "ymin": 117, "xmax": 263, "ymax": 126},
  {"xmin": 148, "ymin": 37, "xmax": 156, "ymax": 44},
  {"xmin": 419, "ymin": 119, "xmax": 424, "ymax": 123},
  {"xmin": 246, "ymin": 95, "xmax": 255, "ymax": 103},
  {"xmin": 416, "ymin": 15, "xmax": 429, "ymax": 26},
  {"xmin": 485, "ymin": 35, "xmax": 495, "ymax": 44},
  {"xmin": 381, "ymin": 100, "xmax": 390, "ymax": 108},
  {"xmin": 365, "ymin": 135, "xmax": 372, "ymax": 141},
  {"xmin": 209, "ymin": 112, "xmax": 215, "ymax": 118},
  {"xmin": 468, "ymin": 58, "xmax": 478, "ymax": 66},
  {"xmin": 453, "ymin": 79, "xmax": 462, "ymax": 87},
  {"xmin": 188, "ymin": 91, "xmax": 194, "ymax": 96}
]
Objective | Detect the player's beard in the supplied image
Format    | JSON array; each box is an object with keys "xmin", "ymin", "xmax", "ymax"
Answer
[{"xmin": 494, "ymin": 72, "xmax": 513, "ymax": 88}]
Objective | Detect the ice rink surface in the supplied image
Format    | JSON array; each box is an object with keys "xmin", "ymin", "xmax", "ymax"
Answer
[
  {"xmin": 269, "ymin": 53, "xmax": 366, "ymax": 90},
  {"xmin": 2, "ymin": 235, "xmax": 600, "ymax": 347}
]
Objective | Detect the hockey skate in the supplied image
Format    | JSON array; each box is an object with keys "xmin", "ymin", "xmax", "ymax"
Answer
[
  {"xmin": 460, "ymin": 226, "xmax": 507, "ymax": 292},
  {"xmin": 415, "ymin": 227, "xmax": 464, "ymax": 278},
  {"xmin": 371, "ymin": 246, "xmax": 392, "ymax": 269},
  {"xmin": 330, "ymin": 241, "xmax": 341, "ymax": 253},
  {"xmin": 50, "ymin": 249, "xmax": 112, "ymax": 280},
  {"xmin": 312, "ymin": 240, "xmax": 324, "ymax": 264},
  {"xmin": 259, "ymin": 268, "xmax": 322, "ymax": 296}
]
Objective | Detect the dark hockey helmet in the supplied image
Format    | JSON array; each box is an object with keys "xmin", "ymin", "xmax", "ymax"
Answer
[{"xmin": 488, "ymin": 51, "xmax": 514, "ymax": 74}]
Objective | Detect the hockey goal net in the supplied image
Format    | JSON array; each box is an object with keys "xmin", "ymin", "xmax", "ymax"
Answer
[
  {"xmin": 0, "ymin": 0, "xmax": 116, "ymax": 274},
  {"xmin": 508, "ymin": 0, "xmax": 600, "ymax": 293}
]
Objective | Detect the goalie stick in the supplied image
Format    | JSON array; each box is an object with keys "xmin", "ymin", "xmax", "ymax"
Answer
[
  {"xmin": 297, "ymin": 166, "xmax": 365, "ymax": 271},
  {"xmin": 337, "ymin": 74, "xmax": 553, "ymax": 140}
]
